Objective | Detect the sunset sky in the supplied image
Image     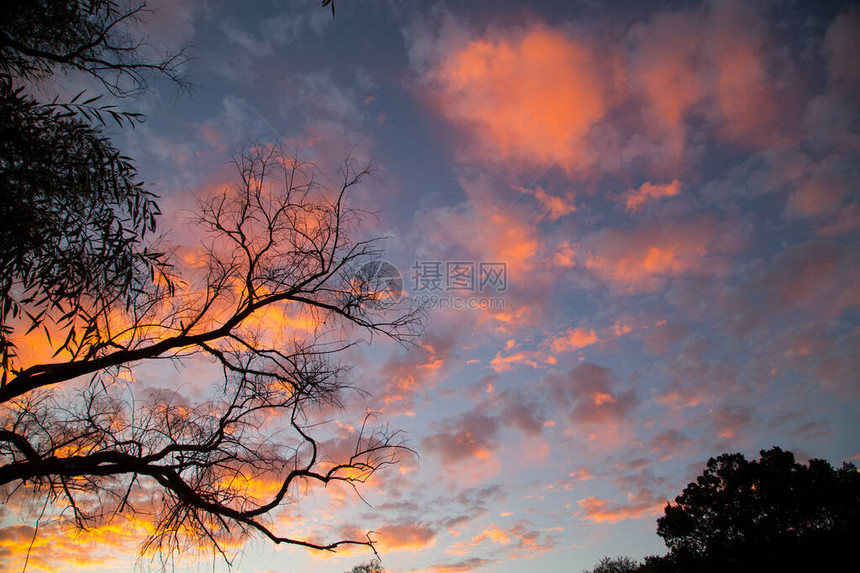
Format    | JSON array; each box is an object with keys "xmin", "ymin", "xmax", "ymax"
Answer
[{"xmin": 2, "ymin": 0, "xmax": 859, "ymax": 572}]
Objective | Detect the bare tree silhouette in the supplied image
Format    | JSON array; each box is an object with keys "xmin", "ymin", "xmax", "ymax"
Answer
[{"xmin": 0, "ymin": 145, "xmax": 422, "ymax": 562}]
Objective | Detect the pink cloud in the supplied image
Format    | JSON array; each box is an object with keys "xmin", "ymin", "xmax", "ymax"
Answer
[
  {"xmin": 413, "ymin": 176, "xmax": 540, "ymax": 281},
  {"xmin": 428, "ymin": 24, "xmax": 609, "ymax": 164},
  {"xmin": 577, "ymin": 493, "xmax": 664, "ymax": 523},
  {"xmin": 628, "ymin": 9, "xmax": 703, "ymax": 128},
  {"xmin": 647, "ymin": 429, "xmax": 694, "ymax": 460},
  {"xmin": 763, "ymin": 241, "xmax": 860, "ymax": 316},
  {"xmin": 421, "ymin": 410, "xmax": 500, "ymax": 465},
  {"xmin": 516, "ymin": 186, "xmax": 576, "ymax": 221},
  {"xmin": 625, "ymin": 180, "xmax": 682, "ymax": 212},
  {"xmin": 704, "ymin": 0, "xmax": 786, "ymax": 147},
  {"xmin": 822, "ymin": 8, "xmax": 860, "ymax": 98},
  {"xmin": 428, "ymin": 557, "xmax": 493, "ymax": 572},
  {"xmin": 707, "ymin": 404, "xmax": 754, "ymax": 444},
  {"xmin": 545, "ymin": 363, "xmax": 640, "ymax": 426},
  {"xmin": 785, "ymin": 176, "xmax": 845, "ymax": 218},
  {"xmin": 376, "ymin": 522, "xmax": 437, "ymax": 551},
  {"xmin": 579, "ymin": 218, "xmax": 732, "ymax": 293},
  {"xmin": 375, "ymin": 333, "xmax": 457, "ymax": 415},
  {"xmin": 549, "ymin": 327, "xmax": 599, "ymax": 353},
  {"xmin": 494, "ymin": 388, "xmax": 545, "ymax": 436},
  {"xmin": 777, "ymin": 322, "xmax": 860, "ymax": 397}
]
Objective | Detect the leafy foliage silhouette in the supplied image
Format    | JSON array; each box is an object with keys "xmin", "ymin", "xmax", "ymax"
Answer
[
  {"xmin": 0, "ymin": 0, "xmax": 184, "ymax": 383},
  {"xmin": 581, "ymin": 447, "xmax": 859, "ymax": 573},
  {"xmin": 346, "ymin": 558, "xmax": 385, "ymax": 573},
  {"xmin": 647, "ymin": 447, "xmax": 859, "ymax": 572},
  {"xmin": 583, "ymin": 556, "xmax": 640, "ymax": 573}
]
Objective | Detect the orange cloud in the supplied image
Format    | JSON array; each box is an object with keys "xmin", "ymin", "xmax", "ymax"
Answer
[
  {"xmin": 785, "ymin": 177, "xmax": 844, "ymax": 218},
  {"xmin": 545, "ymin": 363, "xmax": 640, "ymax": 427},
  {"xmin": 428, "ymin": 558, "xmax": 493, "ymax": 572},
  {"xmin": 431, "ymin": 25, "xmax": 608, "ymax": 163},
  {"xmin": 581, "ymin": 218, "xmax": 727, "ymax": 293},
  {"xmin": 654, "ymin": 389, "xmax": 703, "ymax": 410},
  {"xmin": 516, "ymin": 186, "xmax": 576, "ymax": 221},
  {"xmin": 629, "ymin": 10, "xmax": 703, "ymax": 128},
  {"xmin": 377, "ymin": 333, "xmax": 455, "ymax": 414},
  {"xmin": 375, "ymin": 523, "xmax": 436, "ymax": 551},
  {"xmin": 422, "ymin": 410, "xmax": 499, "ymax": 465},
  {"xmin": 0, "ymin": 515, "xmax": 154, "ymax": 572},
  {"xmin": 553, "ymin": 242, "xmax": 578, "ymax": 268},
  {"xmin": 452, "ymin": 520, "xmax": 553, "ymax": 559},
  {"xmin": 472, "ymin": 525, "xmax": 512, "ymax": 546},
  {"xmin": 489, "ymin": 348, "xmax": 556, "ymax": 372},
  {"xmin": 705, "ymin": 0, "xmax": 782, "ymax": 147},
  {"xmin": 414, "ymin": 175, "xmax": 540, "ymax": 282},
  {"xmin": 629, "ymin": 1, "xmax": 790, "ymax": 149},
  {"xmin": 549, "ymin": 327, "xmax": 599, "ymax": 352},
  {"xmin": 577, "ymin": 494, "xmax": 663, "ymax": 523},
  {"xmin": 625, "ymin": 180, "xmax": 682, "ymax": 211}
]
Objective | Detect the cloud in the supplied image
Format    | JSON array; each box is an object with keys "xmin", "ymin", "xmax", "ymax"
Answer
[
  {"xmin": 625, "ymin": 180, "xmax": 682, "ymax": 211},
  {"xmin": 452, "ymin": 520, "xmax": 556, "ymax": 558},
  {"xmin": 428, "ymin": 557, "xmax": 493, "ymax": 572},
  {"xmin": 704, "ymin": 0, "xmax": 785, "ymax": 146},
  {"xmin": 549, "ymin": 327, "xmax": 599, "ymax": 353},
  {"xmin": 516, "ymin": 186, "xmax": 576, "ymax": 221},
  {"xmin": 410, "ymin": 0, "xmax": 807, "ymax": 182},
  {"xmin": 647, "ymin": 429, "xmax": 694, "ymax": 460},
  {"xmin": 804, "ymin": 9, "xmax": 860, "ymax": 156},
  {"xmin": 545, "ymin": 363, "xmax": 640, "ymax": 426},
  {"xmin": 489, "ymin": 347, "xmax": 556, "ymax": 372},
  {"xmin": 654, "ymin": 389, "xmax": 703, "ymax": 411},
  {"xmin": 784, "ymin": 176, "xmax": 845, "ymax": 218},
  {"xmin": 630, "ymin": 0, "xmax": 795, "ymax": 149},
  {"xmin": 139, "ymin": 0, "xmax": 208, "ymax": 51},
  {"xmin": 823, "ymin": 8, "xmax": 860, "ymax": 95},
  {"xmin": 375, "ymin": 522, "xmax": 436, "ymax": 551},
  {"xmin": 281, "ymin": 70, "xmax": 369, "ymax": 125},
  {"xmin": 762, "ymin": 241, "xmax": 860, "ymax": 316},
  {"xmin": 425, "ymin": 24, "xmax": 609, "ymax": 164},
  {"xmin": 776, "ymin": 321, "xmax": 860, "ymax": 397},
  {"xmin": 708, "ymin": 403, "xmax": 754, "ymax": 442},
  {"xmin": 577, "ymin": 492, "xmax": 664, "ymax": 523},
  {"xmin": 421, "ymin": 409, "xmax": 500, "ymax": 465},
  {"xmin": 375, "ymin": 333, "xmax": 456, "ymax": 414},
  {"xmin": 640, "ymin": 320, "xmax": 690, "ymax": 355},
  {"xmin": 0, "ymin": 517, "xmax": 149, "ymax": 572},
  {"xmin": 412, "ymin": 174, "xmax": 540, "ymax": 280},
  {"xmin": 496, "ymin": 389, "xmax": 545, "ymax": 436},
  {"xmin": 628, "ymin": 9, "xmax": 703, "ymax": 128},
  {"xmin": 579, "ymin": 217, "xmax": 733, "ymax": 294}
]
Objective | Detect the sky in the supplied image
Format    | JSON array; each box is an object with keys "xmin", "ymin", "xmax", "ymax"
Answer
[{"xmin": 1, "ymin": 0, "xmax": 859, "ymax": 572}]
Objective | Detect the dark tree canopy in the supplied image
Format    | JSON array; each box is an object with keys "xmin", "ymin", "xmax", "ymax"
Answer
[
  {"xmin": 0, "ymin": 0, "xmax": 186, "ymax": 94},
  {"xmin": 0, "ymin": 0, "xmax": 183, "ymax": 383},
  {"xmin": 581, "ymin": 447, "xmax": 859, "ymax": 573},
  {"xmin": 583, "ymin": 556, "xmax": 640, "ymax": 573},
  {"xmin": 650, "ymin": 447, "xmax": 860, "ymax": 572},
  {"xmin": 346, "ymin": 558, "xmax": 385, "ymax": 573}
]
